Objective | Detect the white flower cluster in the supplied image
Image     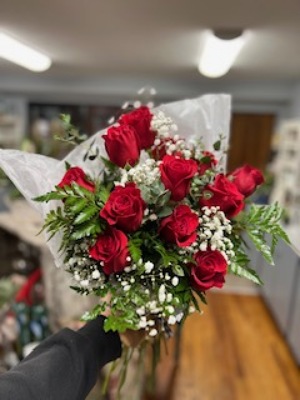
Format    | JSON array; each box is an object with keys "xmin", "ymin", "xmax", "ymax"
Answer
[
  {"xmin": 66, "ymin": 242, "xmax": 105, "ymax": 292},
  {"xmin": 135, "ymin": 281, "xmax": 184, "ymax": 337},
  {"xmin": 151, "ymin": 111, "xmax": 193, "ymax": 159},
  {"xmin": 118, "ymin": 258, "xmax": 185, "ymax": 336},
  {"xmin": 117, "ymin": 158, "xmax": 161, "ymax": 187},
  {"xmin": 197, "ymin": 206, "xmax": 234, "ymax": 263},
  {"xmin": 151, "ymin": 110, "xmax": 178, "ymax": 138},
  {"xmin": 153, "ymin": 135, "xmax": 190, "ymax": 158}
]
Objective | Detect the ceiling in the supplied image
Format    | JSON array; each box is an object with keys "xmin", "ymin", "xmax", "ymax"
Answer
[{"xmin": 1, "ymin": 0, "xmax": 300, "ymax": 101}]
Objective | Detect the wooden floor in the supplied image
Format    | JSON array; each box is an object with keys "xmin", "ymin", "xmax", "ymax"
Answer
[{"xmin": 151, "ymin": 293, "xmax": 300, "ymax": 400}]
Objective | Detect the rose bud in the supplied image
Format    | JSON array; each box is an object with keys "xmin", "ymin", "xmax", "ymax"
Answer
[
  {"xmin": 190, "ymin": 249, "xmax": 227, "ymax": 291},
  {"xmin": 160, "ymin": 155, "xmax": 198, "ymax": 201},
  {"xmin": 58, "ymin": 167, "xmax": 95, "ymax": 192},
  {"xmin": 89, "ymin": 227, "xmax": 129, "ymax": 275},
  {"xmin": 100, "ymin": 183, "xmax": 146, "ymax": 232},
  {"xmin": 119, "ymin": 106, "xmax": 156, "ymax": 150},
  {"xmin": 103, "ymin": 124, "xmax": 140, "ymax": 168},
  {"xmin": 228, "ymin": 164, "xmax": 264, "ymax": 197},
  {"xmin": 199, "ymin": 174, "xmax": 244, "ymax": 218},
  {"xmin": 198, "ymin": 151, "xmax": 217, "ymax": 175},
  {"xmin": 159, "ymin": 204, "xmax": 199, "ymax": 247}
]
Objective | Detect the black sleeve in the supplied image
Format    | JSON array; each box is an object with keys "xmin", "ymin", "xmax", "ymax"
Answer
[{"xmin": 0, "ymin": 316, "xmax": 122, "ymax": 400}]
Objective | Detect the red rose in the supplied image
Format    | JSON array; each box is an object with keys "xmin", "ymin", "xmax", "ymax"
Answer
[
  {"xmin": 159, "ymin": 205, "xmax": 199, "ymax": 247},
  {"xmin": 103, "ymin": 124, "xmax": 140, "ymax": 168},
  {"xmin": 228, "ymin": 164, "xmax": 264, "ymax": 197},
  {"xmin": 57, "ymin": 167, "xmax": 95, "ymax": 192},
  {"xmin": 199, "ymin": 174, "xmax": 244, "ymax": 218},
  {"xmin": 160, "ymin": 155, "xmax": 198, "ymax": 201},
  {"xmin": 190, "ymin": 249, "xmax": 227, "ymax": 291},
  {"xmin": 89, "ymin": 227, "xmax": 129, "ymax": 275},
  {"xmin": 119, "ymin": 106, "xmax": 155, "ymax": 149},
  {"xmin": 198, "ymin": 151, "xmax": 217, "ymax": 175},
  {"xmin": 100, "ymin": 183, "xmax": 146, "ymax": 232}
]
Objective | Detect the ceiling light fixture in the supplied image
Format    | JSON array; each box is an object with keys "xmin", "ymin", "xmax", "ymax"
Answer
[
  {"xmin": 198, "ymin": 29, "xmax": 246, "ymax": 78},
  {"xmin": 0, "ymin": 33, "xmax": 52, "ymax": 72}
]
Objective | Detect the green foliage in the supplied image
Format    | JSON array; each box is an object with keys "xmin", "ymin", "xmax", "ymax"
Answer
[
  {"xmin": 229, "ymin": 263, "xmax": 263, "ymax": 285},
  {"xmin": 41, "ymin": 207, "xmax": 67, "ymax": 240},
  {"xmin": 81, "ymin": 304, "xmax": 107, "ymax": 321},
  {"xmin": 73, "ymin": 204, "xmax": 99, "ymax": 225},
  {"xmin": 69, "ymin": 285, "xmax": 89, "ymax": 295},
  {"xmin": 153, "ymin": 240, "xmax": 181, "ymax": 267},
  {"xmin": 54, "ymin": 114, "xmax": 88, "ymax": 145},
  {"xmin": 34, "ymin": 188, "xmax": 66, "ymax": 202},
  {"xmin": 140, "ymin": 181, "xmax": 169, "ymax": 205},
  {"xmin": 212, "ymin": 134, "xmax": 226, "ymax": 152},
  {"xmin": 104, "ymin": 314, "xmax": 138, "ymax": 333},
  {"xmin": 96, "ymin": 184, "xmax": 111, "ymax": 205},
  {"xmin": 70, "ymin": 217, "xmax": 102, "ymax": 240},
  {"xmin": 128, "ymin": 237, "xmax": 142, "ymax": 263},
  {"xmin": 213, "ymin": 140, "xmax": 221, "ymax": 151},
  {"xmin": 157, "ymin": 206, "xmax": 173, "ymax": 218},
  {"xmin": 240, "ymin": 203, "xmax": 290, "ymax": 265},
  {"xmin": 35, "ymin": 182, "xmax": 104, "ymax": 251},
  {"xmin": 172, "ymin": 264, "xmax": 185, "ymax": 276}
]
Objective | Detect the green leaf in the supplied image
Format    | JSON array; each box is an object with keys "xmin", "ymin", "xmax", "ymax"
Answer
[
  {"xmin": 153, "ymin": 241, "xmax": 181, "ymax": 267},
  {"xmin": 61, "ymin": 113, "xmax": 71, "ymax": 125},
  {"xmin": 104, "ymin": 314, "xmax": 137, "ymax": 333},
  {"xmin": 157, "ymin": 206, "xmax": 173, "ymax": 218},
  {"xmin": 229, "ymin": 263, "xmax": 263, "ymax": 285},
  {"xmin": 64, "ymin": 195, "xmax": 79, "ymax": 207},
  {"xmin": 69, "ymin": 198, "xmax": 88, "ymax": 214},
  {"xmin": 81, "ymin": 304, "xmax": 106, "ymax": 321},
  {"xmin": 128, "ymin": 239, "xmax": 142, "ymax": 263},
  {"xmin": 172, "ymin": 264, "xmax": 185, "ymax": 277},
  {"xmin": 241, "ymin": 203, "xmax": 290, "ymax": 265},
  {"xmin": 65, "ymin": 161, "xmax": 71, "ymax": 170},
  {"xmin": 191, "ymin": 293, "xmax": 202, "ymax": 311},
  {"xmin": 70, "ymin": 218, "xmax": 102, "ymax": 240},
  {"xmin": 247, "ymin": 229, "xmax": 274, "ymax": 265},
  {"xmin": 33, "ymin": 191, "xmax": 66, "ymax": 202},
  {"xmin": 200, "ymin": 156, "xmax": 212, "ymax": 164},
  {"xmin": 71, "ymin": 183, "xmax": 94, "ymax": 200},
  {"xmin": 273, "ymin": 224, "xmax": 290, "ymax": 245},
  {"xmin": 213, "ymin": 140, "xmax": 221, "ymax": 151},
  {"xmin": 198, "ymin": 292, "xmax": 207, "ymax": 305},
  {"xmin": 73, "ymin": 205, "xmax": 99, "ymax": 225},
  {"xmin": 69, "ymin": 285, "xmax": 87, "ymax": 295},
  {"xmin": 97, "ymin": 185, "xmax": 111, "ymax": 204},
  {"xmin": 156, "ymin": 190, "xmax": 171, "ymax": 207}
]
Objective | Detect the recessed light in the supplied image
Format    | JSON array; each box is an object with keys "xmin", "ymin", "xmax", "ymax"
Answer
[
  {"xmin": 198, "ymin": 30, "xmax": 246, "ymax": 78},
  {"xmin": 0, "ymin": 33, "xmax": 52, "ymax": 72}
]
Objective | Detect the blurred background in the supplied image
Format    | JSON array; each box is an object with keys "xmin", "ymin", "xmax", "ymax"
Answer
[{"xmin": 0, "ymin": 1, "xmax": 300, "ymax": 399}]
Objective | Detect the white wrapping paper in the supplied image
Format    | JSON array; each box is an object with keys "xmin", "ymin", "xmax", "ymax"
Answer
[{"xmin": 0, "ymin": 94, "xmax": 231, "ymax": 268}]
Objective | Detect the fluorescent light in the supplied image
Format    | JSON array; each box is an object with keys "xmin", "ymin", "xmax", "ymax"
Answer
[
  {"xmin": 198, "ymin": 30, "xmax": 246, "ymax": 78},
  {"xmin": 0, "ymin": 33, "xmax": 51, "ymax": 72}
]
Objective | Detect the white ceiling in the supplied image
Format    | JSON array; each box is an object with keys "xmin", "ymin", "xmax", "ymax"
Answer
[{"xmin": 1, "ymin": 0, "xmax": 300, "ymax": 101}]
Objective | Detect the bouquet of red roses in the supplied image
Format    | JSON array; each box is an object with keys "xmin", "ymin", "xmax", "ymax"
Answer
[
  {"xmin": 34, "ymin": 105, "xmax": 289, "ymax": 344},
  {"xmin": 0, "ymin": 95, "xmax": 289, "ymax": 395}
]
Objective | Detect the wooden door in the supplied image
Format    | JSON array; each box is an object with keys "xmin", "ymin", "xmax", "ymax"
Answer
[{"xmin": 227, "ymin": 113, "xmax": 275, "ymax": 172}]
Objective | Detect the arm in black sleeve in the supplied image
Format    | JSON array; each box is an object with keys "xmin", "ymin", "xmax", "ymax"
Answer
[{"xmin": 0, "ymin": 316, "xmax": 122, "ymax": 400}]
